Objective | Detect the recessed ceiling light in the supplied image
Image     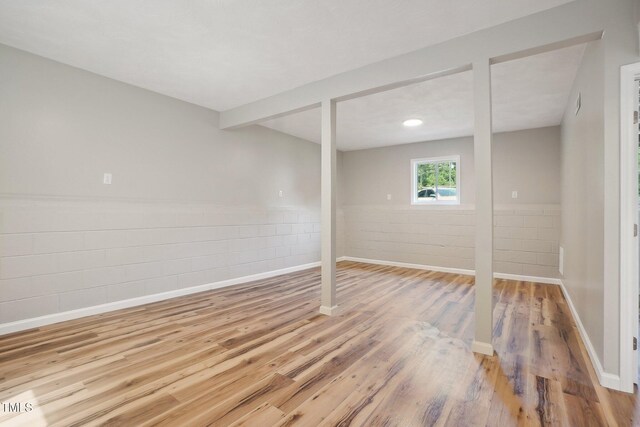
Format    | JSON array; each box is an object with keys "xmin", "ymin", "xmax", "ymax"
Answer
[{"xmin": 403, "ymin": 119, "xmax": 423, "ymax": 127}]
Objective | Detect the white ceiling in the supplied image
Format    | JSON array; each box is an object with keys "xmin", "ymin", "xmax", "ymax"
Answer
[
  {"xmin": 0, "ymin": 0, "xmax": 572, "ymax": 112},
  {"xmin": 261, "ymin": 44, "xmax": 586, "ymax": 151}
]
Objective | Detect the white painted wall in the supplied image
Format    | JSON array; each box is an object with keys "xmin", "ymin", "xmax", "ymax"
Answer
[
  {"xmin": 600, "ymin": 0, "xmax": 640, "ymax": 377},
  {"xmin": 0, "ymin": 43, "xmax": 323, "ymax": 325},
  {"xmin": 559, "ymin": 0, "xmax": 640, "ymax": 381},
  {"xmin": 342, "ymin": 126, "xmax": 561, "ymax": 206},
  {"xmin": 344, "ymin": 205, "xmax": 560, "ymax": 278},
  {"xmin": 340, "ymin": 127, "xmax": 561, "ymax": 278},
  {"xmin": 0, "ymin": 44, "xmax": 321, "ymax": 207},
  {"xmin": 560, "ymin": 40, "xmax": 605, "ymax": 364}
]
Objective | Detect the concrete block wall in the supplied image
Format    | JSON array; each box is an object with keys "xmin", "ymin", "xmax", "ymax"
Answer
[
  {"xmin": 0, "ymin": 197, "xmax": 561, "ymax": 325},
  {"xmin": 0, "ymin": 197, "xmax": 320, "ymax": 324},
  {"xmin": 344, "ymin": 204, "xmax": 560, "ymax": 278}
]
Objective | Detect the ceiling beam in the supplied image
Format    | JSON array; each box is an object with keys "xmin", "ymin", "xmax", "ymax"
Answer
[{"xmin": 219, "ymin": 0, "xmax": 605, "ymax": 129}]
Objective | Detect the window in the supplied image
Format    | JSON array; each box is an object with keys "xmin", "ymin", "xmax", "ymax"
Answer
[{"xmin": 411, "ymin": 156, "xmax": 460, "ymax": 205}]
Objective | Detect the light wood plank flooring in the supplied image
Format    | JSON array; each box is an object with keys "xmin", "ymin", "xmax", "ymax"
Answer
[{"xmin": 0, "ymin": 261, "xmax": 637, "ymax": 426}]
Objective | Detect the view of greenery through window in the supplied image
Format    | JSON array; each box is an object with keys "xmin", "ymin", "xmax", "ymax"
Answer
[{"xmin": 416, "ymin": 160, "xmax": 457, "ymax": 201}]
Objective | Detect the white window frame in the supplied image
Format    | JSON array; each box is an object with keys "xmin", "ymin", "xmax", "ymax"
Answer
[{"xmin": 411, "ymin": 155, "xmax": 461, "ymax": 206}]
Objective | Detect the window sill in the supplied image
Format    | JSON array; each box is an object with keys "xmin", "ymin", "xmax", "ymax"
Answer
[
  {"xmin": 411, "ymin": 201, "xmax": 461, "ymax": 207},
  {"xmin": 407, "ymin": 203, "xmax": 467, "ymax": 211}
]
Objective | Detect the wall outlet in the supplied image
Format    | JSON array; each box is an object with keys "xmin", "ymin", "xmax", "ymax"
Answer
[
  {"xmin": 103, "ymin": 173, "xmax": 112, "ymax": 185},
  {"xmin": 511, "ymin": 190, "xmax": 518, "ymax": 199},
  {"xmin": 386, "ymin": 194, "xmax": 392, "ymax": 200},
  {"xmin": 278, "ymin": 190, "xmax": 283, "ymax": 198}
]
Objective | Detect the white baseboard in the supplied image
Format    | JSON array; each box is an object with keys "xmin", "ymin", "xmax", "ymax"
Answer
[
  {"xmin": 319, "ymin": 305, "xmax": 340, "ymax": 316},
  {"xmin": 493, "ymin": 272, "xmax": 562, "ymax": 286},
  {"xmin": 340, "ymin": 256, "xmax": 561, "ymax": 285},
  {"xmin": 0, "ymin": 261, "xmax": 321, "ymax": 336},
  {"xmin": 471, "ymin": 340, "xmax": 494, "ymax": 356},
  {"xmin": 558, "ymin": 280, "xmax": 621, "ymax": 390},
  {"xmin": 340, "ymin": 256, "xmax": 475, "ymax": 276}
]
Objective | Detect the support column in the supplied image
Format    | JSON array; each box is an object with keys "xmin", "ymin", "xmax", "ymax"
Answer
[
  {"xmin": 320, "ymin": 99, "xmax": 338, "ymax": 316},
  {"xmin": 472, "ymin": 58, "xmax": 495, "ymax": 356}
]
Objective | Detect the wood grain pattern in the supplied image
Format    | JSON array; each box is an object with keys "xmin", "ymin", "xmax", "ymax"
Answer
[{"xmin": 0, "ymin": 261, "xmax": 637, "ymax": 426}]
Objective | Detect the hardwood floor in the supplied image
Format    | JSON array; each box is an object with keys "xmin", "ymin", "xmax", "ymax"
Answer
[{"xmin": 0, "ymin": 261, "xmax": 637, "ymax": 426}]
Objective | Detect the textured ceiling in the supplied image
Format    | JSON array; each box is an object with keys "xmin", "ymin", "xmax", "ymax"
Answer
[
  {"xmin": 0, "ymin": 0, "xmax": 572, "ymax": 111},
  {"xmin": 260, "ymin": 44, "xmax": 586, "ymax": 151}
]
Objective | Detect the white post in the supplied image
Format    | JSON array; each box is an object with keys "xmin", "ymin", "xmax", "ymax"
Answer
[
  {"xmin": 472, "ymin": 58, "xmax": 495, "ymax": 356},
  {"xmin": 320, "ymin": 99, "xmax": 338, "ymax": 316}
]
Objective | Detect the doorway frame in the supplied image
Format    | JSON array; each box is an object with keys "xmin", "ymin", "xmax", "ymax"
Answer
[{"xmin": 619, "ymin": 61, "xmax": 640, "ymax": 394}]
